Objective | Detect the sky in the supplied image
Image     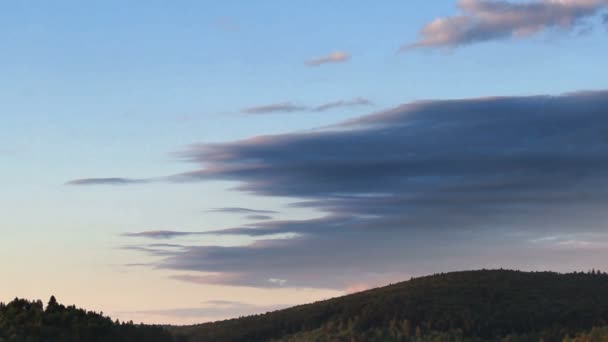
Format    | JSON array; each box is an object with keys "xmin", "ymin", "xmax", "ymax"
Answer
[{"xmin": 2, "ymin": 0, "xmax": 608, "ymax": 324}]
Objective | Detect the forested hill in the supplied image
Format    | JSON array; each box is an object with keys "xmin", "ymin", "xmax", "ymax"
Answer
[
  {"xmin": 173, "ymin": 269, "xmax": 608, "ymax": 341},
  {"xmin": 0, "ymin": 296, "xmax": 174, "ymax": 342},
  {"xmin": 6, "ymin": 270, "xmax": 608, "ymax": 342}
]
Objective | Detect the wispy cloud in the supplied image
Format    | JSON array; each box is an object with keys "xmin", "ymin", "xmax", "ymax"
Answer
[
  {"xmin": 246, "ymin": 215, "xmax": 273, "ymax": 221},
  {"xmin": 403, "ymin": 0, "xmax": 608, "ymax": 50},
  {"xmin": 312, "ymin": 97, "xmax": 373, "ymax": 112},
  {"xmin": 147, "ymin": 243, "xmax": 186, "ymax": 248},
  {"xmin": 122, "ymin": 230, "xmax": 204, "ymax": 239},
  {"xmin": 120, "ymin": 245, "xmax": 181, "ymax": 256},
  {"xmin": 242, "ymin": 103, "xmax": 308, "ymax": 114},
  {"xmin": 66, "ymin": 178, "xmax": 147, "ymax": 186},
  {"xmin": 305, "ymin": 51, "xmax": 351, "ymax": 66},
  {"xmin": 207, "ymin": 207, "xmax": 279, "ymax": 215},
  {"xmin": 241, "ymin": 97, "xmax": 372, "ymax": 115}
]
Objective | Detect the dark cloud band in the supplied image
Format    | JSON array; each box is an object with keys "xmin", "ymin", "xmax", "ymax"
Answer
[{"xmin": 115, "ymin": 90, "xmax": 608, "ymax": 289}]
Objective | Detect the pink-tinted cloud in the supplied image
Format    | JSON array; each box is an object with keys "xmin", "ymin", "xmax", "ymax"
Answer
[
  {"xmin": 403, "ymin": 0, "xmax": 608, "ymax": 50},
  {"xmin": 305, "ymin": 51, "xmax": 350, "ymax": 66}
]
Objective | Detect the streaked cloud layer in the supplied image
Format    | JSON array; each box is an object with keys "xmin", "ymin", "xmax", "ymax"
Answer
[
  {"xmin": 113, "ymin": 90, "xmax": 608, "ymax": 289},
  {"xmin": 404, "ymin": 0, "xmax": 608, "ymax": 50}
]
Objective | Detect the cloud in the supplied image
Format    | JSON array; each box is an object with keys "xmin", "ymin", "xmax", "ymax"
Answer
[
  {"xmin": 305, "ymin": 51, "xmax": 351, "ymax": 66},
  {"xmin": 147, "ymin": 243, "xmax": 186, "ymax": 248},
  {"xmin": 122, "ymin": 230, "xmax": 204, "ymax": 239},
  {"xmin": 268, "ymin": 278, "xmax": 287, "ymax": 286},
  {"xmin": 246, "ymin": 215, "xmax": 274, "ymax": 221},
  {"xmin": 242, "ymin": 103, "xmax": 308, "ymax": 114},
  {"xmin": 120, "ymin": 245, "xmax": 181, "ymax": 256},
  {"xmin": 603, "ymin": 12, "xmax": 608, "ymax": 26},
  {"xmin": 66, "ymin": 178, "xmax": 146, "ymax": 186},
  {"xmin": 207, "ymin": 207, "xmax": 276, "ymax": 221},
  {"xmin": 169, "ymin": 268, "xmax": 306, "ymax": 289},
  {"xmin": 99, "ymin": 90, "xmax": 608, "ymax": 289},
  {"xmin": 312, "ymin": 97, "xmax": 373, "ymax": 112},
  {"xmin": 207, "ymin": 207, "xmax": 279, "ymax": 215},
  {"xmin": 121, "ymin": 243, "xmax": 186, "ymax": 256},
  {"xmin": 403, "ymin": 0, "xmax": 608, "ymax": 50},
  {"xmin": 241, "ymin": 97, "xmax": 372, "ymax": 115},
  {"xmin": 529, "ymin": 233, "xmax": 608, "ymax": 250}
]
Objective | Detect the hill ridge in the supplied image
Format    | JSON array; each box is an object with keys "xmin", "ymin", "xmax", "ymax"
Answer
[{"xmin": 173, "ymin": 269, "xmax": 608, "ymax": 341}]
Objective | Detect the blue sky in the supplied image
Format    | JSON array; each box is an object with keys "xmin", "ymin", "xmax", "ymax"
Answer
[{"xmin": 2, "ymin": 0, "xmax": 608, "ymax": 324}]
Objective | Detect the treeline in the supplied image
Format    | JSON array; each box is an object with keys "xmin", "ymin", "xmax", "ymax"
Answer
[
  {"xmin": 0, "ymin": 296, "xmax": 175, "ymax": 342},
  {"xmin": 174, "ymin": 269, "xmax": 608, "ymax": 341}
]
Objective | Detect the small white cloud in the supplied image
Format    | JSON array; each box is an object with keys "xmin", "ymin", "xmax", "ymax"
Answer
[{"xmin": 268, "ymin": 278, "xmax": 287, "ymax": 286}]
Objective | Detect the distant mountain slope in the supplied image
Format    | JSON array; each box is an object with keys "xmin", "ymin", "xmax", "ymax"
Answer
[{"xmin": 173, "ymin": 269, "xmax": 608, "ymax": 341}]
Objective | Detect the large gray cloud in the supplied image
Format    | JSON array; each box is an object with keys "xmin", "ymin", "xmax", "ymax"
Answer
[
  {"xmin": 112, "ymin": 90, "xmax": 608, "ymax": 290},
  {"xmin": 403, "ymin": 0, "xmax": 608, "ymax": 50}
]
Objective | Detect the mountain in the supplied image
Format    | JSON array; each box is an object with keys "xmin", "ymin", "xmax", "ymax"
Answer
[{"xmin": 172, "ymin": 269, "xmax": 608, "ymax": 341}]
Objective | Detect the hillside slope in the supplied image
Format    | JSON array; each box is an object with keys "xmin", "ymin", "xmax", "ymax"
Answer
[{"xmin": 174, "ymin": 269, "xmax": 608, "ymax": 341}]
